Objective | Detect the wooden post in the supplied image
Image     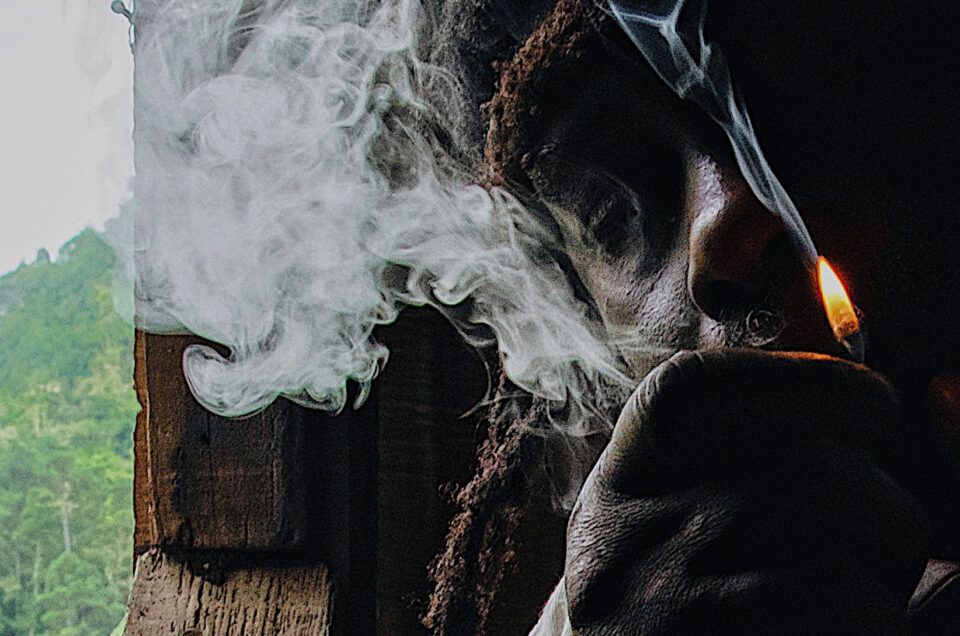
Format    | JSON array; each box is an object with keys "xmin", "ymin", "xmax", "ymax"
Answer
[
  {"xmin": 128, "ymin": 331, "xmax": 355, "ymax": 634},
  {"xmin": 127, "ymin": 310, "xmax": 490, "ymax": 635}
]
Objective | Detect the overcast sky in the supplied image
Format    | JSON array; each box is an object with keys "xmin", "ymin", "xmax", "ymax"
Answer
[{"xmin": 0, "ymin": 1, "xmax": 133, "ymax": 274}]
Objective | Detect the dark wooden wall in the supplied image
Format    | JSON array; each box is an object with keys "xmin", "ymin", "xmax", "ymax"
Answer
[{"xmin": 129, "ymin": 307, "xmax": 565, "ymax": 634}]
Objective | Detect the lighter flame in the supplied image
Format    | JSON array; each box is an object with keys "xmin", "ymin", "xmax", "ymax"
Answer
[{"xmin": 818, "ymin": 257, "xmax": 859, "ymax": 340}]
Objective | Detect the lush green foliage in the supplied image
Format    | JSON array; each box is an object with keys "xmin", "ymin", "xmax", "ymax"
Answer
[{"xmin": 0, "ymin": 230, "xmax": 136, "ymax": 635}]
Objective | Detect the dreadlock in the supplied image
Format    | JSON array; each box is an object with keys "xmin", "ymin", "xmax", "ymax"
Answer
[{"xmin": 423, "ymin": 375, "xmax": 548, "ymax": 634}]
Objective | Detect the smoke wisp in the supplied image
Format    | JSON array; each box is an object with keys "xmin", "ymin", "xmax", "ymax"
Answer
[
  {"xmin": 120, "ymin": 0, "xmax": 632, "ymax": 439},
  {"xmin": 607, "ymin": 0, "xmax": 818, "ymax": 263}
]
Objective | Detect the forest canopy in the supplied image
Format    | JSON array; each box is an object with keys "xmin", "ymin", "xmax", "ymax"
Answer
[{"xmin": 0, "ymin": 229, "xmax": 136, "ymax": 635}]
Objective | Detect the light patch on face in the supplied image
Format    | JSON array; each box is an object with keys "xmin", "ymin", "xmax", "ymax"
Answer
[
  {"xmin": 688, "ymin": 153, "xmax": 725, "ymax": 238},
  {"xmin": 549, "ymin": 195, "xmax": 699, "ymax": 382}
]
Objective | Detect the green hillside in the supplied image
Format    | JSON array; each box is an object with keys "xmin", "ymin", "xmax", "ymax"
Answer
[{"xmin": 0, "ymin": 230, "xmax": 136, "ymax": 635}]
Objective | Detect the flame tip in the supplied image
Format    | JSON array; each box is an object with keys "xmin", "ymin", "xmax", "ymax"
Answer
[{"xmin": 818, "ymin": 256, "xmax": 860, "ymax": 340}]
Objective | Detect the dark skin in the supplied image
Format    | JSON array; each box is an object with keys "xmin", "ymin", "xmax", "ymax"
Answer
[{"xmin": 506, "ymin": 4, "xmax": 960, "ymax": 633}]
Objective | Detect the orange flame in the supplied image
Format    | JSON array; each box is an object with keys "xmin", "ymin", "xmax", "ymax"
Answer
[{"xmin": 818, "ymin": 256, "xmax": 860, "ymax": 340}]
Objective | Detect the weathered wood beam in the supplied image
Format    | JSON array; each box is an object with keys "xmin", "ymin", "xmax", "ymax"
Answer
[
  {"xmin": 126, "ymin": 549, "xmax": 333, "ymax": 635},
  {"xmin": 134, "ymin": 332, "xmax": 322, "ymax": 552},
  {"xmin": 131, "ymin": 329, "xmax": 376, "ymax": 632}
]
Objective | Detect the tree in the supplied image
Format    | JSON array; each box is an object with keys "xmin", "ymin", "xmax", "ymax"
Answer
[{"xmin": 0, "ymin": 230, "xmax": 136, "ymax": 634}]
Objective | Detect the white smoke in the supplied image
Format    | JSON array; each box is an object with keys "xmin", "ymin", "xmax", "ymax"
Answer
[
  {"xmin": 121, "ymin": 0, "xmax": 632, "ymax": 427},
  {"xmin": 607, "ymin": 0, "xmax": 818, "ymax": 263}
]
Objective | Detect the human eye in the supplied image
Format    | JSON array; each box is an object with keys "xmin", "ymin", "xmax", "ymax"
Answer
[
  {"xmin": 532, "ymin": 154, "xmax": 681, "ymax": 254},
  {"xmin": 579, "ymin": 169, "xmax": 647, "ymax": 250}
]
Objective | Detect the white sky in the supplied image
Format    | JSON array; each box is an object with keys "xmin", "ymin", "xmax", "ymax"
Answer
[{"xmin": 0, "ymin": 1, "xmax": 134, "ymax": 274}]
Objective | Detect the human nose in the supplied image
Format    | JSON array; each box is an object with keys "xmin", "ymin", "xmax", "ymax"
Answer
[
  {"xmin": 685, "ymin": 154, "xmax": 844, "ymax": 354},
  {"xmin": 686, "ymin": 153, "xmax": 808, "ymax": 320}
]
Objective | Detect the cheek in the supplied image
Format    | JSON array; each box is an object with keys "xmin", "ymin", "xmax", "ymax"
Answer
[{"xmin": 575, "ymin": 246, "xmax": 700, "ymax": 379}]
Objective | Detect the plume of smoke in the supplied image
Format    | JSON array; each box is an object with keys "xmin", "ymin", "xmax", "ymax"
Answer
[
  {"xmin": 121, "ymin": 0, "xmax": 632, "ymax": 434},
  {"xmin": 607, "ymin": 0, "xmax": 818, "ymax": 263}
]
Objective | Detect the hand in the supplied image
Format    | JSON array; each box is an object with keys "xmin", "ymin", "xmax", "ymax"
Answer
[{"xmin": 565, "ymin": 349, "xmax": 930, "ymax": 635}]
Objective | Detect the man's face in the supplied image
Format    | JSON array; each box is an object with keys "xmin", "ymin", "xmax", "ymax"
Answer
[
  {"xmin": 490, "ymin": 9, "xmax": 960, "ymax": 630},
  {"xmin": 478, "ymin": 5, "xmax": 960, "ymax": 630},
  {"xmin": 515, "ymin": 26, "xmax": 941, "ymax": 401}
]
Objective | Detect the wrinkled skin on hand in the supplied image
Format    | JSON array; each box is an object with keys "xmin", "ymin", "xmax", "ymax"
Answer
[{"xmin": 565, "ymin": 349, "xmax": 930, "ymax": 635}]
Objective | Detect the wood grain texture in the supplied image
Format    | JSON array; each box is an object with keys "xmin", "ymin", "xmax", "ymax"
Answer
[
  {"xmin": 132, "ymin": 310, "xmax": 562, "ymax": 634},
  {"xmin": 134, "ymin": 332, "xmax": 314, "ymax": 551},
  {"xmin": 125, "ymin": 549, "xmax": 332, "ymax": 635},
  {"xmin": 133, "ymin": 330, "xmax": 157, "ymax": 553}
]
